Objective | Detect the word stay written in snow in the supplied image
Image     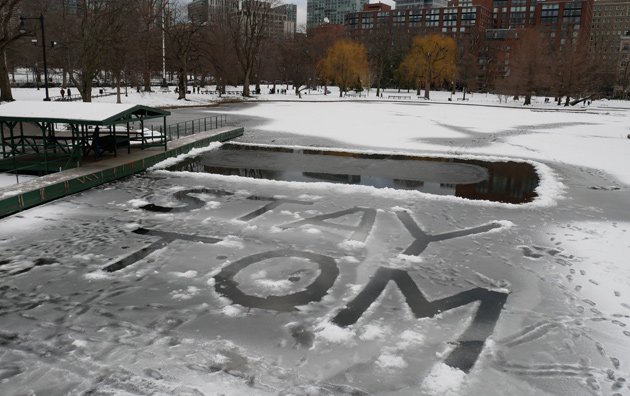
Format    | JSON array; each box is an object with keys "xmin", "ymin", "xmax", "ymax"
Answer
[{"xmin": 104, "ymin": 188, "xmax": 510, "ymax": 373}]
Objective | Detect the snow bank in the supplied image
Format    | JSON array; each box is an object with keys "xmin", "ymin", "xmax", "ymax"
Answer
[
  {"xmin": 421, "ymin": 363, "xmax": 467, "ymax": 396},
  {"xmin": 148, "ymin": 142, "xmax": 222, "ymax": 170}
]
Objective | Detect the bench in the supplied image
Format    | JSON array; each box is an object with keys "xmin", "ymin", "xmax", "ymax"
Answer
[{"xmin": 388, "ymin": 95, "xmax": 412, "ymax": 100}]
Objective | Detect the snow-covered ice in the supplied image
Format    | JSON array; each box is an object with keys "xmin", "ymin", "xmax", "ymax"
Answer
[{"xmin": 1, "ymin": 96, "xmax": 629, "ymax": 395}]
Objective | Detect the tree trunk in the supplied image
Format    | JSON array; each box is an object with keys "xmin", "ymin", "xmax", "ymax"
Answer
[
  {"xmin": 524, "ymin": 94, "xmax": 531, "ymax": 105},
  {"xmin": 424, "ymin": 79, "xmax": 430, "ymax": 99},
  {"xmin": 73, "ymin": 72, "xmax": 94, "ymax": 102},
  {"xmin": 178, "ymin": 68, "xmax": 186, "ymax": 100},
  {"xmin": 242, "ymin": 69, "xmax": 250, "ymax": 97},
  {"xmin": 218, "ymin": 79, "xmax": 225, "ymax": 96},
  {"xmin": 0, "ymin": 49, "xmax": 14, "ymax": 102},
  {"xmin": 564, "ymin": 96, "xmax": 570, "ymax": 106},
  {"xmin": 462, "ymin": 88, "xmax": 467, "ymax": 101},
  {"xmin": 339, "ymin": 86, "xmax": 343, "ymax": 98},
  {"xmin": 115, "ymin": 72, "xmax": 121, "ymax": 104},
  {"xmin": 81, "ymin": 81, "xmax": 93, "ymax": 102},
  {"xmin": 143, "ymin": 69, "xmax": 152, "ymax": 92}
]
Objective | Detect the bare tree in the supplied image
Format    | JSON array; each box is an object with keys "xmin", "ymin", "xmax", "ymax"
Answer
[
  {"xmin": 129, "ymin": 0, "xmax": 162, "ymax": 92},
  {"xmin": 201, "ymin": 7, "xmax": 240, "ymax": 96},
  {"xmin": 619, "ymin": 58, "xmax": 630, "ymax": 98},
  {"xmin": 166, "ymin": 3, "xmax": 204, "ymax": 100},
  {"xmin": 62, "ymin": 0, "xmax": 126, "ymax": 102},
  {"xmin": 499, "ymin": 28, "xmax": 552, "ymax": 105},
  {"xmin": 278, "ymin": 33, "xmax": 316, "ymax": 97},
  {"xmin": 456, "ymin": 30, "xmax": 485, "ymax": 100},
  {"xmin": 549, "ymin": 28, "xmax": 597, "ymax": 105},
  {"xmin": 0, "ymin": 0, "xmax": 25, "ymax": 101},
  {"xmin": 104, "ymin": 3, "xmax": 134, "ymax": 103},
  {"xmin": 307, "ymin": 24, "xmax": 344, "ymax": 93},
  {"xmin": 225, "ymin": 0, "xmax": 277, "ymax": 97},
  {"xmin": 362, "ymin": 23, "xmax": 394, "ymax": 97}
]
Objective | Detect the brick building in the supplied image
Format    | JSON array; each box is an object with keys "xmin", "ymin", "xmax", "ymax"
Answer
[
  {"xmin": 344, "ymin": 0, "xmax": 594, "ymax": 88},
  {"xmin": 344, "ymin": 0, "xmax": 492, "ymax": 38}
]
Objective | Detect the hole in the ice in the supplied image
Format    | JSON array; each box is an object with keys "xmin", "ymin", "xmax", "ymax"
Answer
[
  {"xmin": 234, "ymin": 257, "xmax": 321, "ymax": 298},
  {"xmin": 168, "ymin": 143, "xmax": 540, "ymax": 204}
]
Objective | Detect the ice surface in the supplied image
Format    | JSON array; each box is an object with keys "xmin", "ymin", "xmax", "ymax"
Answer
[{"xmin": 1, "ymin": 99, "xmax": 629, "ymax": 395}]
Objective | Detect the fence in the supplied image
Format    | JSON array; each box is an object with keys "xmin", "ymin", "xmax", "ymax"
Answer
[
  {"xmin": 1, "ymin": 115, "xmax": 229, "ymax": 182},
  {"xmin": 50, "ymin": 92, "xmax": 118, "ymax": 102},
  {"xmin": 159, "ymin": 115, "xmax": 228, "ymax": 141}
]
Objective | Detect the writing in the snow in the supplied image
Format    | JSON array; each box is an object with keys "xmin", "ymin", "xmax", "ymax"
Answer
[{"xmin": 107, "ymin": 188, "xmax": 510, "ymax": 373}]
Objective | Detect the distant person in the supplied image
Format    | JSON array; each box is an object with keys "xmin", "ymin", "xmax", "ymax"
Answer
[
  {"xmin": 60, "ymin": 88, "xmax": 65, "ymax": 100},
  {"xmin": 92, "ymin": 126, "xmax": 102, "ymax": 160},
  {"xmin": 67, "ymin": 87, "xmax": 71, "ymax": 97}
]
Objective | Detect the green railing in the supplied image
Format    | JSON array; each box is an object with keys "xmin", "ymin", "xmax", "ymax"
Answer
[{"xmin": 159, "ymin": 115, "xmax": 228, "ymax": 141}]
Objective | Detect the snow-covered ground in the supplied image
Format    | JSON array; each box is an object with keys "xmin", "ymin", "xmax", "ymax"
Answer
[
  {"xmin": 1, "ymin": 93, "xmax": 630, "ymax": 395},
  {"xmin": 8, "ymin": 85, "xmax": 630, "ymax": 109}
]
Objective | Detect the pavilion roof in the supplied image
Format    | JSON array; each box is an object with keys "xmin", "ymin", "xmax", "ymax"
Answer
[{"xmin": 0, "ymin": 101, "xmax": 170, "ymax": 125}]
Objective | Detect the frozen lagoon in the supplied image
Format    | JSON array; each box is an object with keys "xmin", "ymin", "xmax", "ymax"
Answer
[{"xmin": 1, "ymin": 101, "xmax": 630, "ymax": 395}]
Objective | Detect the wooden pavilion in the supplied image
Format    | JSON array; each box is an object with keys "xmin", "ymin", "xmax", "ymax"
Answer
[{"xmin": 0, "ymin": 101, "xmax": 170, "ymax": 174}]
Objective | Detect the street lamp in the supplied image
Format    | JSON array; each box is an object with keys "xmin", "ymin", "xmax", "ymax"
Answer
[
  {"xmin": 20, "ymin": 14, "xmax": 52, "ymax": 101},
  {"xmin": 161, "ymin": 0, "xmax": 168, "ymax": 88}
]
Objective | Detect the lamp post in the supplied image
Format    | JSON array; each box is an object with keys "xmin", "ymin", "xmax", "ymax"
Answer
[
  {"xmin": 161, "ymin": 0, "xmax": 168, "ymax": 87},
  {"xmin": 20, "ymin": 14, "xmax": 51, "ymax": 101}
]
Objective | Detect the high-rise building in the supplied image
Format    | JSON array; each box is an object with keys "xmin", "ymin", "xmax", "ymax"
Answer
[
  {"xmin": 273, "ymin": 4, "xmax": 298, "ymax": 34},
  {"xmin": 188, "ymin": 0, "xmax": 209, "ymax": 23},
  {"xmin": 395, "ymin": 0, "xmax": 448, "ymax": 11},
  {"xmin": 590, "ymin": 0, "xmax": 630, "ymax": 90},
  {"xmin": 307, "ymin": 0, "xmax": 368, "ymax": 27}
]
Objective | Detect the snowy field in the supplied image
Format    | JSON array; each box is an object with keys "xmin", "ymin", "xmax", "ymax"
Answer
[
  {"xmin": 9, "ymin": 85, "xmax": 630, "ymax": 109},
  {"xmin": 1, "ymin": 94, "xmax": 630, "ymax": 395}
]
